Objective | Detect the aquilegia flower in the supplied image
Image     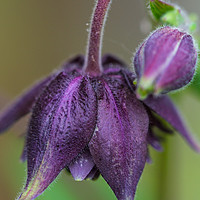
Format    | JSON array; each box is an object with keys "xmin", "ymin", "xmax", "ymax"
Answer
[{"xmin": 0, "ymin": 0, "xmax": 199, "ymax": 200}]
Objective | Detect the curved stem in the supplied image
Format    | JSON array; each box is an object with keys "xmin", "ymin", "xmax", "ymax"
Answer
[{"xmin": 83, "ymin": 0, "xmax": 112, "ymax": 76}]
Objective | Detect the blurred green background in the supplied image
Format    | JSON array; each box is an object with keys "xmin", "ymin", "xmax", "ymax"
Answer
[{"xmin": 0, "ymin": 0, "xmax": 200, "ymax": 200}]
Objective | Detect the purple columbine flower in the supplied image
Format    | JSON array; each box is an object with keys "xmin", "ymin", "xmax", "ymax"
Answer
[
  {"xmin": 0, "ymin": 1, "xmax": 199, "ymax": 200},
  {"xmin": 134, "ymin": 26, "xmax": 197, "ymax": 99}
]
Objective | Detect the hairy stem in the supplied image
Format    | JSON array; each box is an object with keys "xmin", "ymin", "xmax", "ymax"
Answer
[{"xmin": 84, "ymin": 0, "xmax": 112, "ymax": 76}]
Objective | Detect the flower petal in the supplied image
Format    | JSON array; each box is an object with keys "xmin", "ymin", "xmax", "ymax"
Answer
[
  {"xmin": 147, "ymin": 109, "xmax": 173, "ymax": 134},
  {"xmin": 89, "ymin": 78, "xmax": 149, "ymax": 200},
  {"xmin": 147, "ymin": 130, "xmax": 163, "ymax": 152},
  {"xmin": 0, "ymin": 76, "xmax": 53, "ymax": 134},
  {"xmin": 69, "ymin": 147, "xmax": 95, "ymax": 181},
  {"xmin": 85, "ymin": 166, "xmax": 100, "ymax": 181},
  {"xmin": 20, "ymin": 137, "xmax": 27, "ymax": 162},
  {"xmin": 134, "ymin": 42, "xmax": 145, "ymax": 79},
  {"xmin": 62, "ymin": 55, "xmax": 84, "ymax": 72},
  {"xmin": 0, "ymin": 55, "xmax": 84, "ymax": 135},
  {"xmin": 102, "ymin": 54, "xmax": 127, "ymax": 69},
  {"xmin": 146, "ymin": 150, "xmax": 152, "ymax": 164},
  {"xmin": 144, "ymin": 95, "xmax": 200, "ymax": 152},
  {"xmin": 102, "ymin": 54, "xmax": 136, "ymax": 85},
  {"xmin": 18, "ymin": 72, "xmax": 97, "ymax": 200}
]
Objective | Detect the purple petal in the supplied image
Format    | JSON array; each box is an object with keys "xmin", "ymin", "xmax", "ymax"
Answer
[
  {"xmin": 146, "ymin": 150, "xmax": 152, "ymax": 164},
  {"xmin": 144, "ymin": 95, "xmax": 200, "ymax": 152},
  {"xmin": 148, "ymin": 110, "xmax": 173, "ymax": 134},
  {"xmin": 89, "ymin": 78, "xmax": 149, "ymax": 200},
  {"xmin": 65, "ymin": 167, "xmax": 71, "ymax": 175},
  {"xmin": 69, "ymin": 147, "xmax": 95, "ymax": 181},
  {"xmin": 62, "ymin": 55, "xmax": 84, "ymax": 72},
  {"xmin": 0, "ymin": 55, "xmax": 84, "ymax": 135},
  {"xmin": 0, "ymin": 76, "xmax": 53, "ymax": 134},
  {"xmin": 19, "ymin": 72, "xmax": 97, "ymax": 199},
  {"xmin": 147, "ymin": 130, "xmax": 163, "ymax": 152},
  {"xmin": 20, "ymin": 137, "xmax": 27, "ymax": 162},
  {"xmin": 102, "ymin": 54, "xmax": 127, "ymax": 68},
  {"xmin": 102, "ymin": 55, "xmax": 136, "ymax": 86},
  {"xmin": 151, "ymin": 119, "xmax": 173, "ymax": 134},
  {"xmin": 155, "ymin": 34, "xmax": 197, "ymax": 93},
  {"xmin": 134, "ymin": 42, "xmax": 145, "ymax": 79},
  {"xmin": 85, "ymin": 166, "xmax": 100, "ymax": 181},
  {"xmin": 101, "ymin": 54, "xmax": 136, "ymax": 93},
  {"xmin": 102, "ymin": 54, "xmax": 128, "ymax": 76},
  {"xmin": 143, "ymin": 28, "xmax": 186, "ymax": 77}
]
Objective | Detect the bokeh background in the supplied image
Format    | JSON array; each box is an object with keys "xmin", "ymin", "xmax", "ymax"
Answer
[{"xmin": 0, "ymin": 0, "xmax": 200, "ymax": 200}]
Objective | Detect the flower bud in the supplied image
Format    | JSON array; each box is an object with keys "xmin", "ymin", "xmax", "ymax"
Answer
[
  {"xmin": 134, "ymin": 26, "xmax": 197, "ymax": 99},
  {"xmin": 149, "ymin": 0, "xmax": 198, "ymax": 33}
]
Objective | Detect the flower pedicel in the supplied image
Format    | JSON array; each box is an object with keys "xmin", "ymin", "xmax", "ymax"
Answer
[{"xmin": 0, "ymin": 0, "xmax": 199, "ymax": 199}]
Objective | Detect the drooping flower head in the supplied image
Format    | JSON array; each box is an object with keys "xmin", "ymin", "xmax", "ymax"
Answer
[{"xmin": 0, "ymin": 0, "xmax": 199, "ymax": 200}]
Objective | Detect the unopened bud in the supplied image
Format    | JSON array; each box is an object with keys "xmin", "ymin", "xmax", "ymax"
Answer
[{"xmin": 134, "ymin": 26, "xmax": 197, "ymax": 99}]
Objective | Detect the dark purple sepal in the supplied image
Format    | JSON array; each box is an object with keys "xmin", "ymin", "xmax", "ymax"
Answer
[
  {"xmin": 0, "ymin": 76, "xmax": 53, "ymax": 134},
  {"xmin": 102, "ymin": 54, "xmax": 127, "ymax": 69},
  {"xmin": 152, "ymin": 118, "xmax": 173, "ymax": 134},
  {"xmin": 69, "ymin": 147, "xmax": 95, "ymax": 181},
  {"xmin": 20, "ymin": 137, "xmax": 27, "ymax": 162},
  {"xmin": 18, "ymin": 72, "xmax": 97, "ymax": 200},
  {"xmin": 102, "ymin": 54, "xmax": 136, "ymax": 84},
  {"xmin": 134, "ymin": 42, "xmax": 145, "ymax": 79},
  {"xmin": 61, "ymin": 55, "xmax": 84, "ymax": 72},
  {"xmin": 85, "ymin": 166, "xmax": 100, "ymax": 181},
  {"xmin": 147, "ymin": 109, "xmax": 173, "ymax": 134},
  {"xmin": 0, "ymin": 55, "xmax": 85, "ymax": 135},
  {"xmin": 144, "ymin": 95, "xmax": 200, "ymax": 152},
  {"xmin": 65, "ymin": 167, "xmax": 71, "ymax": 175},
  {"xmin": 89, "ymin": 78, "xmax": 149, "ymax": 200},
  {"xmin": 155, "ymin": 33, "xmax": 197, "ymax": 93},
  {"xmin": 146, "ymin": 150, "xmax": 152, "ymax": 164},
  {"xmin": 147, "ymin": 130, "xmax": 163, "ymax": 152}
]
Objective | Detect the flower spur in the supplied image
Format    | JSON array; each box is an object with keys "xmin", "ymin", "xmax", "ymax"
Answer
[{"xmin": 0, "ymin": 0, "xmax": 199, "ymax": 200}]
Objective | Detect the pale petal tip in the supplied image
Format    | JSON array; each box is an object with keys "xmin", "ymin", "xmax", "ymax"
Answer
[
  {"xmin": 185, "ymin": 134, "xmax": 200, "ymax": 153},
  {"xmin": 73, "ymin": 177, "xmax": 84, "ymax": 182}
]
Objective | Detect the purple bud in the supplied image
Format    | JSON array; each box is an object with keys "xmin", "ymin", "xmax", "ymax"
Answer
[{"xmin": 134, "ymin": 26, "xmax": 197, "ymax": 99}]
